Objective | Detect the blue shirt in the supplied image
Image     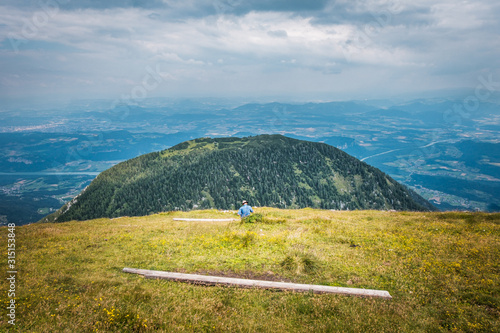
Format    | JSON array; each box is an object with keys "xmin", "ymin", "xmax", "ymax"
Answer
[{"xmin": 238, "ymin": 204, "xmax": 254, "ymax": 218}]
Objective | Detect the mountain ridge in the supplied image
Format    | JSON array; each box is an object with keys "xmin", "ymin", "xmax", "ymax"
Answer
[{"xmin": 43, "ymin": 134, "xmax": 435, "ymax": 222}]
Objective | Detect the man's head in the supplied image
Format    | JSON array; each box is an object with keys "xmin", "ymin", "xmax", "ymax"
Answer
[{"xmin": 242, "ymin": 200, "xmax": 248, "ymax": 205}]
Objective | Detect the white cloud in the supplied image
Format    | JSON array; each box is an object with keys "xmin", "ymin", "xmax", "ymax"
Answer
[{"xmin": 0, "ymin": 0, "xmax": 499, "ymax": 101}]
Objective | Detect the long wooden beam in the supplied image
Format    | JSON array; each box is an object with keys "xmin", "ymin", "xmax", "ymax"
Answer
[
  {"xmin": 172, "ymin": 218, "xmax": 238, "ymax": 222},
  {"xmin": 122, "ymin": 268, "xmax": 392, "ymax": 299}
]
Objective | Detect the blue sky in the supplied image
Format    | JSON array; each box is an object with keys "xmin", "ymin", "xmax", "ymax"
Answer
[{"xmin": 1, "ymin": 0, "xmax": 499, "ymax": 104}]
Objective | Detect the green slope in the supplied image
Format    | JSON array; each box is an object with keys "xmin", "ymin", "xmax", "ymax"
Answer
[
  {"xmin": 44, "ymin": 135, "xmax": 434, "ymax": 222},
  {"xmin": 6, "ymin": 209, "xmax": 500, "ymax": 332}
]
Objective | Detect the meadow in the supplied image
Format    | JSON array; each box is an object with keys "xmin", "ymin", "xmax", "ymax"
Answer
[{"xmin": 0, "ymin": 208, "xmax": 499, "ymax": 332}]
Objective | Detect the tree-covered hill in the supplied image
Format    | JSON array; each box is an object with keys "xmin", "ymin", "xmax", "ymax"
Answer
[{"xmin": 43, "ymin": 135, "xmax": 435, "ymax": 222}]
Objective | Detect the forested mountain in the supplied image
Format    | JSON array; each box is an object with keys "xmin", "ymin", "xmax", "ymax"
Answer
[{"xmin": 43, "ymin": 135, "xmax": 435, "ymax": 222}]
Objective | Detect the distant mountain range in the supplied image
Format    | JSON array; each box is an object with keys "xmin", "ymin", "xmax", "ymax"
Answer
[
  {"xmin": 43, "ymin": 135, "xmax": 435, "ymax": 222},
  {"xmin": 1, "ymin": 98, "xmax": 498, "ymax": 225}
]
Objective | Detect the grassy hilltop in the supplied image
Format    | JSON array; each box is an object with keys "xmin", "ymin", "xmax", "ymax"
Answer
[{"xmin": 1, "ymin": 208, "xmax": 499, "ymax": 332}]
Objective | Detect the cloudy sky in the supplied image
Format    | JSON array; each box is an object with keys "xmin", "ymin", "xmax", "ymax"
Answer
[{"xmin": 0, "ymin": 0, "xmax": 499, "ymax": 104}]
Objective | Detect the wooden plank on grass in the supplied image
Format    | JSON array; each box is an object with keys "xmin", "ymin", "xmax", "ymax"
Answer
[
  {"xmin": 172, "ymin": 218, "xmax": 238, "ymax": 222},
  {"xmin": 122, "ymin": 268, "xmax": 392, "ymax": 299}
]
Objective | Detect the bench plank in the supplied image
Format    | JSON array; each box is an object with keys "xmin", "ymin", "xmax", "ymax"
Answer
[{"xmin": 123, "ymin": 267, "xmax": 392, "ymax": 299}]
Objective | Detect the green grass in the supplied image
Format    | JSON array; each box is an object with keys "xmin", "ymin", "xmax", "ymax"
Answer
[{"xmin": 1, "ymin": 208, "xmax": 499, "ymax": 332}]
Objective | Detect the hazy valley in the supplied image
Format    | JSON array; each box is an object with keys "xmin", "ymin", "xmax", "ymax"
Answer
[{"xmin": 1, "ymin": 98, "xmax": 499, "ymax": 224}]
